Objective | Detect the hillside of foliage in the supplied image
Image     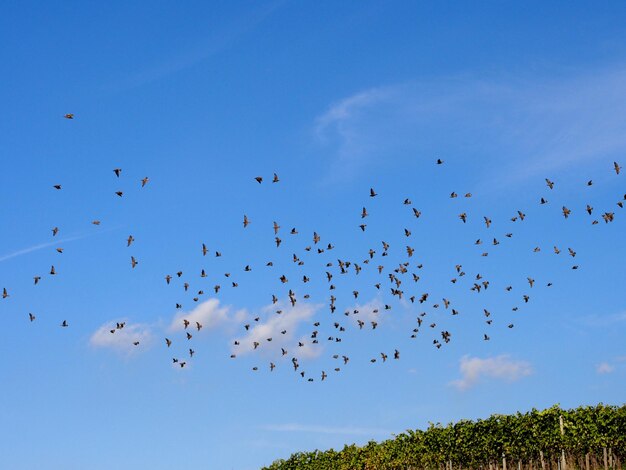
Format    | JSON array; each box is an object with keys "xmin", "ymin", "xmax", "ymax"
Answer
[{"xmin": 263, "ymin": 404, "xmax": 625, "ymax": 470}]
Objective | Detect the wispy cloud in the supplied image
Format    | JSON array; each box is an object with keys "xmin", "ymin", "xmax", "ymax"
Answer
[
  {"xmin": 595, "ymin": 355, "xmax": 626, "ymax": 374},
  {"xmin": 90, "ymin": 320, "xmax": 154, "ymax": 353},
  {"xmin": 262, "ymin": 423, "xmax": 392, "ymax": 436},
  {"xmin": 315, "ymin": 87, "xmax": 392, "ymax": 146},
  {"xmin": 596, "ymin": 362, "xmax": 615, "ymax": 374},
  {"xmin": 315, "ymin": 66, "xmax": 626, "ymax": 181},
  {"xmin": 450, "ymin": 354, "xmax": 532, "ymax": 390}
]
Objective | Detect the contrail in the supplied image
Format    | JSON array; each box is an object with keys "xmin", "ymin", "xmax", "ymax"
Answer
[{"xmin": 0, "ymin": 227, "xmax": 119, "ymax": 263}]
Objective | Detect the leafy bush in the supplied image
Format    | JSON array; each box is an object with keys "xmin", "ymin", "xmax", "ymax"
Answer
[{"xmin": 263, "ymin": 404, "xmax": 626, "ymax": 470}]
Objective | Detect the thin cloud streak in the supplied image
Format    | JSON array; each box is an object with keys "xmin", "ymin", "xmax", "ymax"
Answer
[
  {"xmin": 262, "ymin": 423, "xmax": 393, "ymax": 436},
  {"xmin": 0, "ymin": 234, "xmax": 88, "ymax": 263},
  {"xmin": 107, "ymin": 0, "xmax": 286, "ymax": 91},
  {"xmin": 577, "ymin": 311, "xmax": 626, "ymax": 327}
]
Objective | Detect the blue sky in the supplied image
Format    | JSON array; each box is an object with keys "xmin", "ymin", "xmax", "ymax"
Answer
[{"xmin": 1, "ymin": 1, "xmax": 626, "ymax": 469}]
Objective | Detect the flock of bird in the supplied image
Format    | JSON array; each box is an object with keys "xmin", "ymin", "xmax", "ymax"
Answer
[{"xmin": 1, "ymin": 113, "xmax": 624, "ymax": 382}]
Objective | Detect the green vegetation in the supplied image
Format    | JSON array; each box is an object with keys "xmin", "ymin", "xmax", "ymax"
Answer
[{"xmin": 263, "ymin": 404, "xmax": 625, "ymax": 470}]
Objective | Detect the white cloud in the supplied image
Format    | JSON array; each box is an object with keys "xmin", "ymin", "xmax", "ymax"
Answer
[
  {"xmin": 262, "ymin": 423, "xmax": 392, "ymax": 436},
  {"xmin": 344, "ymin": 297, "xmax": 384, "ymax": 326},
  {"xmin": 596, "ymin": 362, "xmax": 615, "ymax": 374},
  {"xmin": 232, "ymin": 301, "xmax": 323, "ymax": 359},
  {"xmin": 314, "ymin": 66, "xmax": 626, "ymax": 181},
  {"xmin": 168, "ymin": 298, "xmax": 238, "ymax": 332},
  {"xmin": 90, "ymin": 320, "xmax": 154, "ymax": 353},
  {"xmin": 451, "ymin": 354, "xmax": 532, "ymax": 390}
]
